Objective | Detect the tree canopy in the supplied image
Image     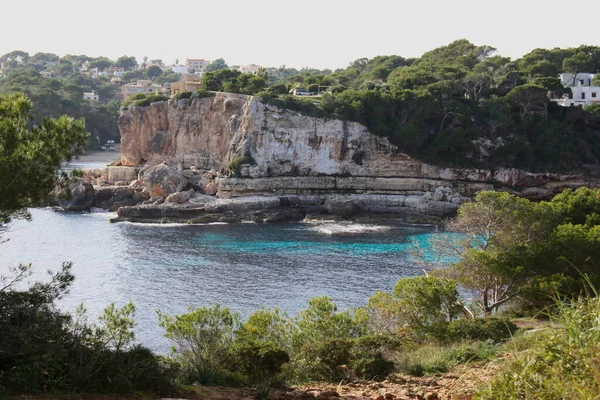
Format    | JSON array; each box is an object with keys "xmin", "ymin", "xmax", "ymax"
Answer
[{"xmin": 0, "ymin": 92, "xmax": 88, "ymax": 224}]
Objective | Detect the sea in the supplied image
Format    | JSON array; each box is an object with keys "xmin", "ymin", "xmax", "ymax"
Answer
[{"xmin": 1, "ymin": 160, "xmax": 451, "ymax": 352}]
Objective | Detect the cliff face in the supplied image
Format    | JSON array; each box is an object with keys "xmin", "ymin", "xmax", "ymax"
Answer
[{"xmin": 118, "ymin": 93, "xmax": 595, "ymax": 200}]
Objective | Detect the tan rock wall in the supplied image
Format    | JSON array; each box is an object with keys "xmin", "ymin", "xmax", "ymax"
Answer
[{"xmin": 118, "ymin": 93, "xmax": 597, "ymax": 199}]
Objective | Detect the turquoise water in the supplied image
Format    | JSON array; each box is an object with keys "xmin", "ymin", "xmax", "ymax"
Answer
[{"xmin": 0, "ymin": 209, "xmax": 449, "ymax": 352}]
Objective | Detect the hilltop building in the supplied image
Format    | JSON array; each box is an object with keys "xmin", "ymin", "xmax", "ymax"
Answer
[
  {"xmin": 238, "ymin": 64, "xmax": 262, "ymax": 73},
  {"xmin": 121, "ymin": 80, "xmax": 164, "ymax": 101},
  {"xmin": 170, "ymin": 77, "xmax": 203, "ymax": 96},
  {"xmin": 185, "ymin": 58, "xmax": 209, "ymax": 74},
  {"xmin": 83, "ymin": 90, "xmax": 99, "ymax": 101},
  {"xmin": 553, "ymin": 72, "xmax": 600, "ymax": 107}
]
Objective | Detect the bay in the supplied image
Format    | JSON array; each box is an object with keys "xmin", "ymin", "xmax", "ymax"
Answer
[{"xmin": 0, "ymin": 208, "xmax": 446, "ymax": 352}]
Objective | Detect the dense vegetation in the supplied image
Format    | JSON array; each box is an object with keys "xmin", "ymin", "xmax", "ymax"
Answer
[
  {"xmin": 0, "ymin": 92, "xmax": 87, "ymax": 224},
  {"xmin": 3, "ymin": 42, "xmax": 600, "ymax": 170},
  {"xmin": 0, "ymin": 51, "xmax": 180, "ymax": 148},
  {"xmin": 201, "ymin": 41, "xmax": 600, "ymax": 172}
]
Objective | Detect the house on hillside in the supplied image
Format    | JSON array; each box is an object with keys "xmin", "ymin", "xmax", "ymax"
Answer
[
  {"xmin": 185, "ymin": 58, "xmax": 209, "ymax": 74},
  {"xmin": 40, "ymin": 70, "xmax": 55, "ymax": 78},
  {"xmin": 239, "ymin": 64, "xmax": 262, "ymax": 73},
  {"xmin": 121, "ymin": 80, "xmax": 164, "ymax": 101},
  {"xmin": 170, "ymin": 77, "xmax": 202, "ymax": 96},
  {"xmin": 553, "ymin": 72, "xmax": 600, "ymax": 107},
  {"xmin": 83, "ymin": 90, "xmax": 99, "ymax": 101}
]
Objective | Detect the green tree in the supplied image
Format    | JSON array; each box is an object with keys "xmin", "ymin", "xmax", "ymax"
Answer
[
  {"xmin": 0, "ymin": 92, "xmax": 88, "ymax": 225},
  {"xmin": 146, "ymin": 65, "xmax": 163, "ymax": 79},
  {"xmin": 367, "ymin": 276, "xmax": 461, "ymax": 335},
  {"xmin": 116, "ymin": 55, "xmax": 138, "ymax": 71},
  {"xmin": 157, "ymin": 304, "xmax": 241, "ymax": 384},
  {"xmin": 206, "ymin": 58, "xmax": 228, "ymax": 72}
]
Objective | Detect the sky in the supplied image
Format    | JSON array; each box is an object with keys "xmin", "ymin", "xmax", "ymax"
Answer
[{"xmin": 2, "ymin": 0, "xmax": 599, "ymax": 70}]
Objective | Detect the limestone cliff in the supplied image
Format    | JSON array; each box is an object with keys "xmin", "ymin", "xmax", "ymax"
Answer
[{"xmin": 119, "ymin": 93, "xmax": 596, "ymax": 203}]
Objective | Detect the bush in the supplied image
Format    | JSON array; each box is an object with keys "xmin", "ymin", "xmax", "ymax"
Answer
[
  {"xmin": 396, "ymin": 341, "xmax": 499, "ymax": 377},
  {"xmin": 157, "ymin": 304, "xmax": 240, "ymax": 385},
  {"xmin": 174, "ymin": 91, "xmax": 192, "ymax": 100},
  {"xmin": 193, "ymin": 89, "xmax": 215, "ymax": 99},
  {"xmin": 367, "ymin": 276, "xmax": 461, "ymax": 337},
  {"xmin": 227, "ymin": 151, "xmax": 257, "ymax": 177},
  {"xmin": 446, "ymin": 317, "xmax": 517, "ymax": 343},
  {"xmin": 134, "ymin": 94, "xmax": 169, "ymax": 107},
  {"xmin": 353, "ymin": 352, "xmax": 395, "ymax": 381},
  {"xmin": 479, "ymin": 296, "xmax": 600, "ymax": 399},
  {"xmin": 0, "ymin": 263, "xmax": 172, "ymax": 394},
  {"xmin": 233, "ymin": 340, "xmax": 289, "ymax": 384}
]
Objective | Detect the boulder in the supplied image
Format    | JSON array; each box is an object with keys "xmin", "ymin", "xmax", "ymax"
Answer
[
  {"xmin": 132, "ymin": 190, "xmax": 151, "ymax": 203},
  {"xmin": 165, "ymin": 189, "xmax": 195, "ymax": 204},
  {"xmin": 55, "ymin": 179, "xmax": 94, "ymax": 211},
  {"xmin": 204, "ymin": 181, "xmax": 218, "ymax": 195},
  {"xmin": 114, "ymin": 187, "xmax": 134, "ymax": 201},
  {"xmin": 138, "ymin": 164, "xmax": 188, "ymax": 197},
  {"xmin": 93, "ymin": 186, "xmax": 116, "ymax": 204},
  {"xmin": 107, "ymin": 166, "xmax": 138, "ymax": 182},
  {"xmin": 326, "ymin": 199, "xmax": 361, "ymax": 218}
]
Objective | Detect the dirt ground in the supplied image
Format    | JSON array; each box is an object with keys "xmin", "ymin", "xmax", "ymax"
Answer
[{"xmin": 152, "ymin": 357, "xmax": 507, "ymax": 400}]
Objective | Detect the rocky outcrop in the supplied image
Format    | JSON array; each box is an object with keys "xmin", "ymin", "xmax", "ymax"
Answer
[
  {"xmin": 53, "ymin": 179, "xmax": 95, "ymax": 211},
  {"xmin": 138, "ymin": 164, "xmax": 188, "ymax": 197},
  {"xmin": 111, "ymin": 93, "xmax": 600, "ymax": 223}
]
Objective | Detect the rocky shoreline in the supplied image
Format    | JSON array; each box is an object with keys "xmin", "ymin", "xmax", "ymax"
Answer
[
  {"xmin": 52, "ymin": 161, "xmax": 597, "ymax": 225},
  {"xmin": 52, "ymin": 94, "xmax": 599, "ymax": 223}
]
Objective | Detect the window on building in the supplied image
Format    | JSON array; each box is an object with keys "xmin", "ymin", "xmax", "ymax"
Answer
[
  {"xmin": 593, "ymin": 93, "xmax": 597, "ymax": 98},
  {"xmin": 582, "ymin": 93, "xmax": 586, "ymax": 99},
  {"xmin": 580, "ymin": 80, "xmax": 584, "ymax": 85}
]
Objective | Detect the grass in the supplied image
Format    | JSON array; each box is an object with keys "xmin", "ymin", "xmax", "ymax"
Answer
[
  {"xmin": 395, "ymin": 340, "xmax": 499, "ymax": 376},
  {"xmin": 478, "ymin": 296, "xmax": 600, "ymax": 399}
]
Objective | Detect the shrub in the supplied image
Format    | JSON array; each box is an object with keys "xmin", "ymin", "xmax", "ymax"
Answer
[
  {"xmin": 0, "ymin": 263, "xmax": 172, "ymax": 394},
  {"xmin": 367, "ymin": 276, "xmax": 461, "ymax": 337},
  {"xmin": 227, "ymin": 151, "xmax": 257, "ymax": 177},
  {"xmin": 193, "ymin": 88, "xmax": 214, "ymax": 99},
  {"xmin": 134, "ymin": 94, "xmax": 169, "ymax": 107},
  {"xmin": 353, "ymin": 352, "xmax": 395, "ymax": 381},
  {"xmin": 396, "ymin": 341, "xmax": 498, "ymax": 377},
  {"xmin": 233, "ymin": 340, "xmax": 289, "ymax": 384},
  {"xmin": 479, "ymin": 296, "xmax": 600, "ymax": 399},
  {"xmin": 157, "ymin": 304, "xmax": 240, "ymax": 385},
  {"xmin": 446, "ymin": 317, "xmax": 517, "ymax": 343},
  {"xmin": 174, "ymin": 91, "xmax": 192, "ymax": 100}
]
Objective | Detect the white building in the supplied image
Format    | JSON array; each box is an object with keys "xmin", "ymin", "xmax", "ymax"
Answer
[
  {"xmin": 83, "ymin": 90, "xmax": 99, "ymax": 101},
  {"xmin": 239, "ymin": 64, "xmax": 262, "ymax": 74},
  {"xmin": 554, "ymin": 72, "xmax": 600, "ymax": 107},
  {"xmin": 185, "ymin": 58, "xmax": 209, "ymax": 74}
]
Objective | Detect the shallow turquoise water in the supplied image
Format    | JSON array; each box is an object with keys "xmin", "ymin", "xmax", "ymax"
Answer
[{"xmin": 0, "ymin": 208, "xmax": 450, "ymax": 352}]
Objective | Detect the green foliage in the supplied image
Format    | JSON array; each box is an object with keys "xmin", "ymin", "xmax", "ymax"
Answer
[
  {"xmin": 157, "ymin": 304, "xmax": 241, "ymax": 385},
  {"xmin": 0, "ymin": 92, "xmax": 88, "ymax": 224},
  {"xmin": 133, "ymin": 94, "xmax": 169, "ymax": 107},
  {"xmin": 227, "ymin": 151, "xmax": 257, "ymax": 176},
  {"xmin": 294, "ymin": 296, "xmax": 367, "ymax": 346},
  {"xmin": 193, "ymin": 88, "xmax": 214, "ymax": 99},
  {"xmin": 432, "ymin": 188, "xmax": 600, "ymax": 315},
  {"xmin": 0, "ymin": 263, "xmax": 172, "ymax": 394},
  {"xmin": 367, "ymin": 276, "xmax": 461, "ymax": 336},
  {"xmin": 479, "ymin": 295, "xmax": 600, "ymax": 399},
  {"xmin": 446, "ymin": 317, "xmax": 517, "ymax": 342},
  {"xmin": 206, "ymin": 58, "xmax": 228, "ymax": 72},
  {"xmin": 174, "ymin": 91, "xmax": 193, "ymax": 100},
  {"xmin": 397, "ymin": 341, "xmax": 499, "ymax": 376}
]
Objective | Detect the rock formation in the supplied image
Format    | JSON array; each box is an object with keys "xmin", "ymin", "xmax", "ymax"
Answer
[{"xmin": 88, "ymin": 93, "xmax": 600, "ymax": 222}]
